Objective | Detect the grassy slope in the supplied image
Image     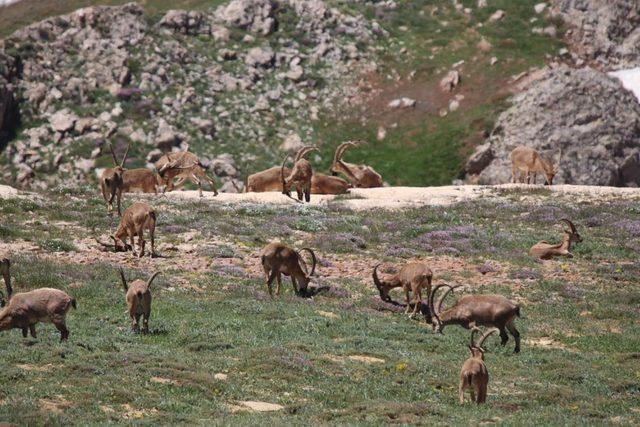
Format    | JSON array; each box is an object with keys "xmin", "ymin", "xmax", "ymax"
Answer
[
  {"xmin": 0, "ymin": 0, "xmax": 563, "ymax": 186},
  {"xmin": 0, "ymin": 188, "xmax": 638, "ymax": 425}
]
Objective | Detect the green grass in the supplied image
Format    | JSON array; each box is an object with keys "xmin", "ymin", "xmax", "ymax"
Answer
[{"xmin": 0, "ymin": 189, "xmax": 638, "ymax": 424}]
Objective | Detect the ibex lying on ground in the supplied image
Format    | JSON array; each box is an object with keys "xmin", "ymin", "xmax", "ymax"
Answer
[
  {"xmin": 429, "ymin": 284, "xmax": 521, "ymax": 353},
  {"xmin": 372, "ymin": 262, "xmax": 433, "ymax": 319},
  {"xmin": 529, "ymin": 219, "xmax": 582, "ymax": 259},
  {"xmin": 119, "ymin": 268, "xmax": 160, "ymax": 334},
  {"xmin": 121, "ymin": 168, "xmax": 163, "ymax": 194},
  {"xmin": 247, "ymin": 166, "xmax": 349, "ymax": 194},
  {"xmin": 155, "ymin": 150, "xmax": 218, "ymax": 197},
  {"xmin": 99, "ymin": 142, "xmax": 130, "ymax": 215},
  {"xmin": 281, "ymin": 146, "xmax": 318, "ymax": 202},
  {"xmin": 459, "ymin": 328, "xmax": 498, "ymax": 404},
  {"xmin": 259, "ymin": 242, "xmax": 317, "ymax": 297},
  {"xmin": 510, "ymin": 146, "xmax": 561, "ymax": 185},
  {"xmin": 0, "ymin": 258, "xmax": 76, "ymax": 341},
  {"xmin": 331, "ymin": 141, "xmax": 383, "ymax": 188},
  {"xmin": 95, "ymin": 202, "xmax": 156, "ymax": 258}
]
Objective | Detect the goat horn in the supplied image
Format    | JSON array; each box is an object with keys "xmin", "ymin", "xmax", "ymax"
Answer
[
  {"xmin": 470, "ymin": 327, "xmax": 482, "ymax": 347},
  {"xmin": 147, "ymin": 271, "xmax": 161, "ymax": 288},
  {"xmin": 560, "ymin": 218, "xmax": 577, "ymax": 233},
  {"xmin": 477, "ymin": 327, "xmax": 499, "ymax": 349},
  {"xmin": 281, "ymin": 155, "xmax": 289, "ymax": 193},
  {"xmin": 436, "ymin": 284, "xmax": 461, "ymax": 316},
  {"xmin": 118, "ymin": 267, "xmax": 128, "ymax": 291},
  {"xmin": 299, "ymin": 248, "xmax": 317, "ymax": 277},
  {"xmin": 294, "ymin": 146, "xmax": 318, "ymax": 162},
  {"xmin": 94, "ymin": 236, "xmax": 113, "ymax": 249},
  {"xmin": 337, "ymin": 141, "xmax": 360, "ymax": 162},
  {"xmin": 428, "ymin": 284, "xmax": 450, "ymax": 324},
  {"xmin": 120, "ymin": 143, "xmax": 131, "ymax": 168},
  {"xmin": 108, "ymin": 142, "xmax": 119, "ymax": 166}
]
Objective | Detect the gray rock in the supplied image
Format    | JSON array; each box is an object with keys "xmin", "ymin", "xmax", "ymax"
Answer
[
  {"xmin": 440, "ymin": 70, "xmax": 460, "ymax": 92},
  {"xmin": 216, "ymin": 0, "xmax": 276, "ymax": 35},
  {"xmin": 466, "ymin": 66, "xmax": 640, "ymax": 186},
  {"xmin": 49, "ymin": 109, "xmax": 78, "ymax": 133},
  {"xmin": 245, "ymin": 46, "xmax": 275, "ymax": 68}
]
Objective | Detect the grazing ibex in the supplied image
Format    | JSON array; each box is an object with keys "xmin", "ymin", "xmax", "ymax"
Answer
[
  {"xmin": 281, "ymin": 146, "xmax": 318, "ymax": 202},
  {"xmin": 510, "ymin": 146, "xmax": 561, "ymax": 185},
  {"xmin": 247, "ymin": 166, "xmax": 349, "ymax": 195},
  {"xmin": 331, "ymin": 141, "xmax": 383, "ymax": 188},
  {"xmin": 459, "ymin": 328, "xmax": 498, "ymax": 405},
  {"xmin": 0, "ymin": 258, "xmax": 76, "ymax": 341},
  {"xmin": 529, "ymin": 219, "xmax": 583, "ymax": 260},
  {"xmin": 156, "ymin": 150, "xmax": 218, "ymax": 197},
  {"xmin": 429, "ymin": 284, "xmax": 521, "ymax": 353},
  {"xmin": 259, "ymin": 242, "xmax": 317, "ymax": 297},
  {"xmin": 121, "ymin": 168, "xmax": 164, "ymax": 194},
  {"xmin": 99, "ymin": 142, "xmax": 130, "ymax": 215},
  {"xmin": 372, "ymin": 262, "xmax": 433, "ymax": 319},
  {"xmin": 95, "ymin": 202, "xmax": 156, "ymax": 258},
  {"xmin": 119, "ymin": 268, "xmax": 160, "ymax": 334}
]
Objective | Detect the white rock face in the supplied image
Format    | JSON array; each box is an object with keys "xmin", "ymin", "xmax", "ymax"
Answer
[
  {"xmin": 534, "ymin": 3, "xmax": 547, "ymax": 14},
  {"xmin": 609, "ymin": 68, "xmax": 640, "ymax": 103},
  {"xmin": 388, "ymin": 97, "xmax": 416, "ymax": 109}
]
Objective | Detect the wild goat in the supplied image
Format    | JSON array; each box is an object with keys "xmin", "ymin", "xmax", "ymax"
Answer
[
  {"xmin": 119, "ymin": 268, "xmax": 160, "ymax": 334},
  {"xmin": 0, "ymin": 258, "xmax": 76, "ymax": 341},
  {"xmin": 510, "ymin": 146, "xmax": 561, "ymax": 185},
  {"xmin": 372, "ymin": 262, "xmax": 433, "ymax": 319},
  {"xmin": 459, "ymin": 328, "xmax": 498, "ymax": 405},
  {"xmin": 247, "ymin": 166, "xmax": 349, "ymax": 195},
  {"xmin": 95, "ymin": 202, "xmax": 156, "ymax": 258},
  {"xmin": 155, "ymin": 150, "xmax": 218, "ymax": 197},
  {"xmin": 429, "ymin": 284, "xmax": 521, "ymax": 353},
  {"xmin": 529, "ymin": 219, "xmax": 583, "ymax": 259},
  {"xmin": 281, "ymin": 146, "xmax": 318, "ymax": 202},
  {"xmin": 331, "ymin": 141, "xmax": 383, "ymax": 188},
  {"xmin": 99, "ymin": 142, "xmax": 130, "ymax": 215},
  {"xmin": 259, "ymin": 242, "xmax": 317, "ymax": 297},
  {"xmin": 121, "ymin": 168, "xmax": 163, "ymax": 194}
]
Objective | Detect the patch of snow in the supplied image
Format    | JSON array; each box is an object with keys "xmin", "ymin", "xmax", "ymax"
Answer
[
  {"xmin": 609, "ymin": 68, "xmax": 640, "ymax": 103},
  {"xmin": 0, "ymin": 0, "xmax": 22, "ymax": 7}
]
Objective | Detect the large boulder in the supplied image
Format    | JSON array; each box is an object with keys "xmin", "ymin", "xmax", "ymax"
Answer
[
  {"xmin": 215, "ymin": 0, "xmax": 276, "ymax": 35},
  {"xmin": 466, "ymin": 66, "xmax": 640, "ymax": 186},
  {"xmin": 551, "ymin": 0, "xmax": 640, "ymax": 69}
]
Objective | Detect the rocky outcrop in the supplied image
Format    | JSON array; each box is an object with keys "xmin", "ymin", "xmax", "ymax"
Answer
[
  {"xmin": 551, "ymin": 0, "xmax": 640, "ymax": 69},
  {"xmin": 465, "ymin": 66, "xmax": 640, "ymax": 187}
]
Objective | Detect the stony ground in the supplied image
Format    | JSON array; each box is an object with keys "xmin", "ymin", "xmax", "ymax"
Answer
[{"xmin": 0, "ymin": 184, "xmax": 639, "ymax": 424}]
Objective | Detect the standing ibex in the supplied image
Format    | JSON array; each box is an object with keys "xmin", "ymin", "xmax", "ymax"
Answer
[
  {"xmin": 99, "ymin": 142, "xmax": 130, "ymax": 215},
  {"xmin": 0, "ymin": 257, "xmax": 76, "ymax": 341},
  {"xmin": 429, "ymin": 284, "xmax": 521, "ymax": 353},
  {"xmin": 121, "ymin": 168, "xmax": 164, "ymax": 194},
  {"xmin": 118, "ymin": 268, "xmax": 160, "ymax": 334},
  {"xmin": 459, "ymin": 328, "xmax": 498, "ymax": 405},
  {"xmin": 510, "ymin": 146, "xmax": 561, "ymax": 185},
  {"xmin": 529, "ymin": 219, "xmax": 583, "ymax": 259},
  {"xmin": 372, "ymin": 262, "xmax": 433, "ymax": 319},
  {"xmin": 281, "ymin": 146, "xmax": 318, "ymax": 202},
  {"xmin": 95, "ymin": 203, "xmax": 157, "ymax": 258},
  {"xmin": 259, "ymin": 242, "xmax": 317, "ymax": 297},
  {"xmin": 155, "ymin": 150, "xmax": 218, "ymax": 197},
  {"xmin": 247, "ymin": 166, "xmax": 349, "ymax": 195},
  {"xmin": 331, "ymin": 141, "xmax": 383, "ymax": 188}
]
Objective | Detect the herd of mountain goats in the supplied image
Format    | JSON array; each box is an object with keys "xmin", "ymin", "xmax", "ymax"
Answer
[{"xmin": 0, "ymin": 142, "xmax": 581, "ymax": 405}]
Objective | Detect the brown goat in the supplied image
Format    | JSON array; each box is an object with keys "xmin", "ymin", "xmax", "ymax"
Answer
[
  {"xmin": 259, "ymin": 242, "xmax": 317, "ymax": 297},
  {"xmin": 247, "ymin": 166, "xmax": 349, "ymax": 195},
  {"xmin": 331, "ymin": 141, "xmax": 383, "ymax": 188},
  {"xmin": 119, "ymin": 268, "xmax": 160, "ymax": 334},
  {"xmin": 155, "ymin": 150, "xmax": 218, "ymax": 197},
  {"xmin": 429, "ymin": 284, "xmax": 521, "ymax": 353},
  {"xmin": 372, "ymin": 262, "xmax": 433, "ymax": 319},
  {"xmin": 121, "ymin": 168, "xmax": 163, "ymax": 194},
  {"xmin": 0, "ymin": 259, "xmax": 76, "ymax": 341},
  {"xmin": 99, "ymin": 142, "xmax": 129, "ymax": 215},
  {"xmin": 529, "ymin": 219, "xmax": 583, "ymax": 259},
  {"xmin": 281, "ymin": 146, "xmax": 318, "ymax": 202},
  {"xmin": 96, "ymin": 203, "xmax": 156, "ymax": 258},
  {"xmin": 510, "ymin": 146, "xmax": 561, "ymax": 185},
  {"xmin": 459, "ymin": 328, "xmax": 498, "ymax": 404}
]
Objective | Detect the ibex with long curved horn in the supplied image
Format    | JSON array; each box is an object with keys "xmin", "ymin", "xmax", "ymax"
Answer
[
  {"xmin": 155, "ymin": 150, "xmax": 218, "ymax": 197},
  {"xmin": 119, "ymin": 268, "xmax": 161, "ymax": 334},
  {"xmin": 259, "ymin": 242, "xmax": 317, "ymax": 297},
  {"xmin": 429, "ymin": 285, "xmax": 521, "ymax": 353},
  {"xmin": 510, "ymin": 146, "xmax": 561, "ymax": 185},
  {"xmin": 529, "ymin": 219, "xmax": 583, "ymax": 259},
  {"xmin": 281, "ymin": 146, "xmax": 317, "ymax": 202},
  {"xmin": 95, "ymin": 202, "xmax": 156, "ymax": 258},
  {"xmin": 459, "ymin": 328, "xmax": 498, "ymax": 404},
  {"xmin": 99, "ymin": 142, "xmax": 130, "ymax": 216},
  {"xmin": 372, "ymin": 262, "xmax": 433, "ymax": 319},
  {"xmin": 0, "ymin": 257, "xmax": 76, "ymax": 341},
  {"xmin": 247, "ymin": 166, "xmax": 349, "ymax": 194},
  {"xmin": 331, "ymin": 141, "xmax": 383, "ymax": 188}
]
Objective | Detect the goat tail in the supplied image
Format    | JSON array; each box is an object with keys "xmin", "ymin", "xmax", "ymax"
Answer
[{"xmin": 71, "ymin": 298, "xmax": 77, "ymax": 309}]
